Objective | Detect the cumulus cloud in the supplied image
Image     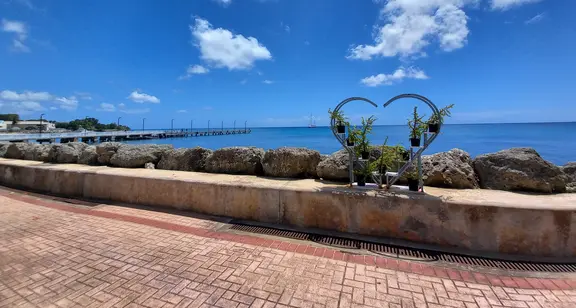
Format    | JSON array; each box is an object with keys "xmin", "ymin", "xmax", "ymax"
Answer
[
  {"xmin": 127, "ymin": 90, "xmax": 160, "ymax": 103},
  {"xmin": 360, "ymin": 67, "xmax": 429, "ymax": 87},
  {"xmin": 98, "ymin": 103, "xmax": 116, "ymax": 112},
  {"xmin": 0, "ymin": 90, "xmax": 52, "ymax": 101},
  {"xmin": 1, "ymin": 19, "xmax": 30, "ymax": 52},
  {"xmin": 190, "ymin": 17, "xmax": 272, "ymax": 70},
  {"xmin": 347, "ymin": 0, "xmax": 473, "ymax": 60},
  {"xmin": 179, "ymin": 64, "xmax": 209, "ymax": 79},
  {"xmin": 0, "ymin": 101, "xmax": 44, "ymax": 114},
  {"xmin": 54, "ymin": 96, "xmax": 78, "ymax": 110},
  {"xmin": 262, "ymin": 80, "xmax": 274, "ymax": 84},
  {"xmin": 491, "ymin": 0, "xmax": 541, "ymax": 10}
]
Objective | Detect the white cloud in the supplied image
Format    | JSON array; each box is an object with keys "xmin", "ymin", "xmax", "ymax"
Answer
[
  {"xmin": 190, "ymin": 17, "xmax": 272, "ymax": 70},
  {"xmin": 525, "ymin": 12, "xmax": 545, "ymax": 24},
  {"xmin": 127, "ymin": 90, "xmax": 160, "ymax": 104},
  {"xmin": 55, "ymin": 96, "xmax": 78, "ymax": 111},
  {"xmin": 360, "ymin": 67, "xmax": 429, "ymax": 87},
  {"xmin": 240, "ymin": 79, "xmax": 248, "ymax": 85},
  {"xmin": 0, "ymin": 90, "xmax": 52, "ymax": 101},
  {"xmin": 74, "ymin": 92, "xmax": 93, "ymax": 100},
  {"xmin": 213, "ymin": 0, "xmax": 232, "ymax": 7},
  {"xmin": 347, "ymin": 0, "xmax": 473, "ymax": 60},
  {"xmin": 0, "ymin": 101, "xmax": 44, "ymax": 114},
  {"xmin": 49, "ymin": 106, "xmax": 58, "ymax": 110},
  {"xmin": 97, "ymin": 103, "xmax": 116, "ymax": 112},
  {"xmin": 177, "ymin": 109, "xmax": 187, "ymax": 113},
  {"xmin": 118, "ymin": 103, "xmax": 126, "ymax": 108},
  {"xmin": 1, "ymin": 19, "xmax": 30, "ymax": 52},
  {"xmin": 179, "ymin": 64, "xmax": 209, "ymax": 79},
  {"xmin": 263, "ymin": 80, "xmax": 274, "ymax": 84},
  {"xmin": 491, "ymin": 0, "xmax": 541, "ymax": 10}
]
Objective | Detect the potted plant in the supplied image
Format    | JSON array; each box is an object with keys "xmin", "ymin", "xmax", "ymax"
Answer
[
  {"xmin": 356, "ymin": 116, "xmax": 376, "ymax": 160},
  {"xmin": 355, "ymin": 162, "xmax": 375, "ymax": 187},
  {"xmin": 371, "ymin": 137, "xmax": 389, "ymax": 175},
  {"xmin": 328, "ymin": 108, "xmax": 346, "ymax": 134},
  {"xmin": 346, "ymin": 124, "xmax": 359, "ymax": 147},
  {"xmin": 427, "ymin": 104, "xmax": 454, "ymax": 133},
  {"xmin": 407, "ymin": 106, "xmax": 426, "ymax": 147},
  {"xmin": 405, "ymin": 168, "xmax": 419, "ymax": 192}
]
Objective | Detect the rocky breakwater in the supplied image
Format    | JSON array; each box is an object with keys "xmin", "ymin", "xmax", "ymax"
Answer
[{"xmin": 0, "ymin": 142, "xmax": 574, "ymax": 194}]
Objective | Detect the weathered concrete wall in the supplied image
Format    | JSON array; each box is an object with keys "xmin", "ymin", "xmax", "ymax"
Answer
[{"xmin": 1, "ymin": 158, "xmax": 575, "ymax": 258}]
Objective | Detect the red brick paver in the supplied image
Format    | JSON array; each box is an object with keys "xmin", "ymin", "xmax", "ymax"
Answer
[{"xmin": 0, "ymin": 190, "xmax": 575, "ymax": 308}]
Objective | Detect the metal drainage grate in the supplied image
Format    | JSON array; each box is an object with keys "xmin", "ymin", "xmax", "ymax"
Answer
[{"xmin": 229, "ymin": 223, "xmax": 576, "ymax": 273}]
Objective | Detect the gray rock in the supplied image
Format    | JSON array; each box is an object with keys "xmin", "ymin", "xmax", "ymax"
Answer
[
  {"xmin": 562, "ymin": 162, "xmax": 576, "ymax": 193},
  {"xmin": 5, "ymin": 143, "xmax": 36, "ymax": 160},
  {"xmin": 316, "ymin": 149, "xmax": 350, "ymax": 181},
  {"xmin": 23, "ymin": 144, "xmax": 52, "ymax": 162},
  {"xmin": 262, "ymin": 147, "xmax": 321, "ymax": 178},
  {"xmin": 78, "ymin": 146, "xmax": 98, "ymax": 165},
  {"xmin": 205, "ymin": 147, "xmax": 264, "ymax": 175},
  {"xmin": 109, "ymin": 144, "xmax": 173, "ymax": 168},
  {"xmin": 96, "ymin": 142, "xmax": 123, "ymax": 165},
  {"xmin": 0, "ymin": 143, "xmax": 9, "ymax": 157},
  {"xmin": 144, "ymin": 162, "xmax": 155, "ymax": 169},
  {"xmin": 473, "ymin": 148, "xmax": 567, "ymax": 193},
  {"xmin": 157, "ymin": 147, "xmax": 212, "ymax": 171},
  {"xmin": 422, "ymin": 149, "xmax": 479, "ymax": 189},
  {"xmin": 48, "ymin": 142, "xmax": 87, "ymax": 163}
]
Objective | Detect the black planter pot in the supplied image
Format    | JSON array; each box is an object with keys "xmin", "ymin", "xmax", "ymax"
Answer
[
  {"xmin": 357, "ymin": 175, "xmax": 366, "ymax": 186},
  {"xmin": 407, "ymin": 179, "xmax": 419, "ymax": 191},
  {"xmin": 361, "ymin": 151, "xmax": 370, "ymax": 159},
  {"xmin": 410, "ymin": 138, "xmax": 421, "ymax": 147},
  {"xmin": 346, "ymin": 138, "xmax": 354, "ymax": 147},
  {"xmin": 337, "ymin": 123, "xmax": 345, "ymax": 134},
  {"xmin": 402, "ymin": 151, "xmax": 410, "ymax": 161},
  {"xmin": 428, "ymin": 123, "xmax": 439, "ymax": 133},
  {"xmin": 378, "ymin": 165, "xmax": 387, "ymax": 175}
]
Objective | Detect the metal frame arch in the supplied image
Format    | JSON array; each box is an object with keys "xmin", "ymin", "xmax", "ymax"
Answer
[
  {"xmin": 383, "ymin": 94, "xmax": 441, "ymax": 134},
  {"xmin": 330, "ymin": 97, "xmax": 378, "ymax": 139}
]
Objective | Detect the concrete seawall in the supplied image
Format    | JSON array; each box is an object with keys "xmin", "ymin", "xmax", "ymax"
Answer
[{"xmin": 1, "ymin": 158, "xmax": 575, "ymax": 259}]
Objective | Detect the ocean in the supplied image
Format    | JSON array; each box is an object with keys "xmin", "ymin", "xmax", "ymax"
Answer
[{"xmin": 124, "ymin": 122, "xmax": 576, "ymax": 166}]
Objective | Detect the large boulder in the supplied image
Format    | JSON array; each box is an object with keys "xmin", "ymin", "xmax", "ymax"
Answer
[
  {"xmin": 262, "ymin": 147, "xmax": 321, "ymax": 178},
  {"xmin": 422, "ymin": 149, "xmax": 478, "ymax": 189},
  {"xmin": 0, "ymin": 143, "xmax": 9, "ymax": 157},
  {"xmin": 96, "ymin": 142, "xmax": 123, "ymax": 165},
  {"xmin": 48, "ymin": 142, "xmax": 88, "ymax": 163},
  {"xmin": 78, "ymin": 146, "xmax": 98, "ymax": 165},
  {"xmin": 157, "ymin": 147, "xmax": 212, "ymax": 172},
  {"xmin": 24, "ymin": 144, "xmax": 52, "ymax": 162},
  {"xmin": 4, "ymin": 143, "xmax": 36, "ymax": 159},
  {"xmin": 205, "ymin": 147, "xmax": 264, "ymax": 175},
  {"xmin": 473, "ymin": 148, "xmax": 567, "ymax": 193},
  {"xmin": 317, "ymin": 149, "xmax": 349, "ymax": 181},
  {"xmin": 109, "ymin": 144, "xmax": 173, "ymax": 168},
  {"xmin": 562, "ymin": 162, "xmax": 576, "ymax": 193}
]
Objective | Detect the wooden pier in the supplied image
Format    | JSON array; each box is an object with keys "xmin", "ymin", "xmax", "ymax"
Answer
[{"xmin": 0, "ymin": 129, "xmax": 252, "ymax": 144}]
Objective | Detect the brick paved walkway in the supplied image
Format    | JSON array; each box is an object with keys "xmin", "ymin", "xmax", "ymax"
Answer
[{"xmin": 0, "ymin": 190, "xmax": 575, "ymax": 308}]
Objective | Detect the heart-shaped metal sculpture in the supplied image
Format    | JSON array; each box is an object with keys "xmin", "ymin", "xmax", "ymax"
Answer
[{"xmin": 330, "ymin": 94, "xmax": 441, "ymax": 191}]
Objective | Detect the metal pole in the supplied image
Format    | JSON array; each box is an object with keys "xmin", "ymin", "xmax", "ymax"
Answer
[
  {"xmin": 142, "ymin": 118, "xmax": 146, "ymax": 133},
  {"xmin": 234, "ymin": 120, "xmax": 236, "ymax": 130},
  {"xmin": 40, "ymin": 113, "xmax": 45, "ymax": 134},
  {"xmin": 244, "ymin": 121, "xmax": 247, "ymax": 133},
  {"xmin": 117, "ymin": 117, "xmax": 121, "ymax": 127},
  {"xmin": 171, "ymin": 119, "xmax": 174, "ymax": 133},
  {"xmin": 208, "ymin": 120, "xmax": 210, "ymax": 133},
  {"xmin": 221, "ymin": 121, "xmax": 223, "ymax": 131},
  {"xmin": 190, "ymin": 120, "xmax": 193, "ymax": 132}
]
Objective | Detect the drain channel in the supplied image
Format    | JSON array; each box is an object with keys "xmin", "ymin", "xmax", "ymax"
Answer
[{"xmin": 229, "ymin": 223, "xmax": 576, "ymax": 273}]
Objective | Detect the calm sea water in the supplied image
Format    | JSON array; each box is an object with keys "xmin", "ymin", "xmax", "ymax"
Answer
[{"xmin": 124, "ymin": 122, "xmax": 576, "ymax": 165}]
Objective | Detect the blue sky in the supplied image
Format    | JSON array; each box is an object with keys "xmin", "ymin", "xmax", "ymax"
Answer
[{"xmin": 1, "ymin": 0, "xmax": 575, "ymax": 129}]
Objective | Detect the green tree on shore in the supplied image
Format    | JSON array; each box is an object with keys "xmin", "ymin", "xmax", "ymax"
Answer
[{"xmin": 55, "ymin": 118, "xmax": 130, "ymax": 131}]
